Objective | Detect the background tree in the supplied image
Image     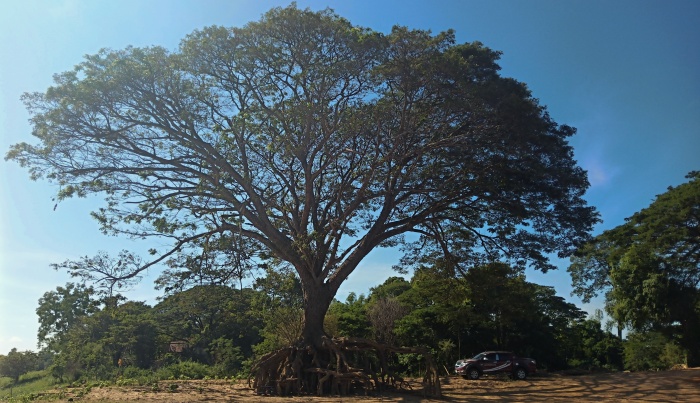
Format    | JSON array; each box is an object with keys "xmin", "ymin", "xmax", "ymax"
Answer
[
  {"xmin": 569, "ymin": 171, "xmax": 700, "ymax": 365},
  {"xmin": 7, "ymin": 5, "xmax": 597, "ymax": 394},
  {"xmin": 36, "ymin": 283, "xmax": 100, "ymax": 352},
  {"xmin": 155, "ymin": 284, "xmax": 260, "ymax": 365},
  {"xmin": 391, "ymin": 262, "xmax": 607, "ymax": 371},
  {"xmin": 367, "ymin": 297, "xmax": 407, "ymax": 345},
  {"xmin": 102, "ymin": 301, "xmax": 159, "ymax": 369},
  {"xmin": 365, "ymin": 277, "xmax": 412, "ymax": 345},
  {"xmin": 250, "ymin": 265, "xmax": 305, "ymax": 354},
  {"xmin": 560, "ymin": 312, "xmax": 623, "ymax": 371},
  {"xmin": 326, "ymin": 277, "xmax": 411, "ymax": 341},
  {"xmin": 54, "ymin": 300, "xmax": 158, "ymax": 380},
  {"xmin": 325, "ymin": 293, "xmax": 372, "ymax": 340},
  {"xmin": 0, "ymin": 349, "xmax": 38, "ymax": 384},
  {"xmin": 394, "ymin": 265, "xmax": 467, "ymax": 352},
  {"xmin": 461, "ymin": 263, "xmax": 536, "ymax": 349},
  {"xmin": 368, "ymin": 277, "xmax": 412, "ymax": 300}
]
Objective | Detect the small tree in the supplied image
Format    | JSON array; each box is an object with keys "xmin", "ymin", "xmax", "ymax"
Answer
[
  {"xmin": 368, "ymin": 297, "xmax": 407, "ymax": 345},
  {"xmin": 0, "ymin": 348, "xmax": 38, "ymax": 383},
  {"xmin": 36, "ymin": 283, "xmax": 100, "ymax": 352}
]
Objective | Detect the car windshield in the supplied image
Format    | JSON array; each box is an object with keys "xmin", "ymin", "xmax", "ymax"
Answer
[{"xmin": 472, "ymin": 353, "xmax": 485, "ymax": 360}]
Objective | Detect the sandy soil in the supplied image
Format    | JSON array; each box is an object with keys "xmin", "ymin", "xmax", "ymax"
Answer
[{"xmin": 33, "ymin": 368, "xmax": 700, "ymax": 402}]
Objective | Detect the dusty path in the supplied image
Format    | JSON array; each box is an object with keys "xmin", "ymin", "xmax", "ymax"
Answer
[{"xmin": 34, "ymin": 368, "xmax": 700, "ymax": 402}]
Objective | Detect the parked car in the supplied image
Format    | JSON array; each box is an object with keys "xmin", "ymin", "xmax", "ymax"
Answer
[{"xmin": 455, "ymin": 351, "xmax": 536, "ymax": 380}]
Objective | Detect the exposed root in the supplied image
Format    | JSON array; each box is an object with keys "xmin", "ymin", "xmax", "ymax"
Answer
[{"xmin": 249, "ymin": 336, "xmax": 441, "ymax": 397}]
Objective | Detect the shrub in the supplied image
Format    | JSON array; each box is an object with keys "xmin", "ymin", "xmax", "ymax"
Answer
[
  {"xmin": 119, "ymin": 367, "xmax": 155, "ymax": 385},
  {"xmin": 624, "ymin": 331, "xmax": 686, "ymax": 371},
  {"xmin": 209, "ymin": 338, "xmax": 244, "ymax": 377},
  {"xmin": 155, "ymin": 361, "xmax": 212, "ymax": 380}
]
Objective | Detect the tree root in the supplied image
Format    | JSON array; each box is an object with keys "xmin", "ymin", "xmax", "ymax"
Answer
[{"xmin": 249, "ymin": 336, "xmax": 441, "ymax": 397}]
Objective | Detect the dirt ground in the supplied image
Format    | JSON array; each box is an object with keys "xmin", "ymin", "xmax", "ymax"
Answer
[{"xmin": 35, "ymin": 368, "xmax": 700, "ymax": 402}]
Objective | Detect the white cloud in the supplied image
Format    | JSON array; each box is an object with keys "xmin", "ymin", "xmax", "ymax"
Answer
[
  {"xmin": 582, "ymin": 156, "xmax": 620, "ymax": 189},
  {"xmin": 0, "ymin": 334, "xmax": 34, "ymax": 354},
  {"xmin": 47, "ymin": 0, "xmax": 81, "ymax": 19}
]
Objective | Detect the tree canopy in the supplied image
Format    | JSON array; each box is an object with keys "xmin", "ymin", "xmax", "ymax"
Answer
[{"xmin": 6, "ymin": 6, "xmax": 596, "ymax": 350}]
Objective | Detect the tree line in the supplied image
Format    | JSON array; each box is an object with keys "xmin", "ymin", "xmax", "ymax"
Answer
[{"xmin": 0, "ymin": 261, "xmax": 681, "ymax": 384}]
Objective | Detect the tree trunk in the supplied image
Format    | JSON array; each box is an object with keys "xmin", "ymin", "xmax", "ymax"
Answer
[
  {"xmin": 301, "ymin": 282, "xmax": 334, "ymax": 348},
  {"xmin": 251, "ymin": 278, "xmax": 442, "ymax": 397}
]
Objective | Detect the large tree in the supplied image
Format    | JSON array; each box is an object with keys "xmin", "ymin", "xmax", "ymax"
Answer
[
  {"xmin": 7, "ymin": 5, "xmax": 596, "ymax": 394},
  {"xmin": 569, "ymin": 171, "xmax": 700, "ymax": 365}
]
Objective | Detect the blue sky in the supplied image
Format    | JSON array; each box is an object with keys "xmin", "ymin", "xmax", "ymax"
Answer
[{"xmin": 1, "ymin": 0, "xmax": 698, "ymax": 354}]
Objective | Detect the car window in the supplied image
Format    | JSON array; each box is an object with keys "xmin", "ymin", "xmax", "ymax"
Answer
[{"xmin": 485, "ymin": 353, "xmax": 497, "ymax": 361}]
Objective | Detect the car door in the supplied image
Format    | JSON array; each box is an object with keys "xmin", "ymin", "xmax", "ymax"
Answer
[
  {"xmin": 484, "ymin": 353, "xmax": 512, "ymax": 373},
  {"xmin": 481, "ymin": 353, "xmax": 499, "ymax": 373},
  {"xmin": 493, "ymin": 353, "xmax": 512, "ymax": 373}
]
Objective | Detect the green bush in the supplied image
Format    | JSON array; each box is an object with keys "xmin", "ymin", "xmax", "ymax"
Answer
[
  {"xmin": 661, "ymin": 340, "xmax": 687, "ymax": 368},
  {"xmin": 209, "ymin": 338, "xmax": 244, "ymax": 377},
  {"xmin": 155, "ymin": 361, "xmax": 212, "ymax": 380},
  {"xmin": 566, "ymin": 358, "xmax": 588, "ymax": 369},
  {"xmin": 624, "ymin": 331, "xmax": 686, "ymax": 371}
]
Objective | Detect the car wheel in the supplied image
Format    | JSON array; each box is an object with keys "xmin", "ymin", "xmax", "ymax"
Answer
[
  {"xmin": 467, "ymin": 368, "xmax": 480, "ymax": 380},
  {"xmin": 513, "ymin": 367, "xmax": 527, "ymax": 380}
]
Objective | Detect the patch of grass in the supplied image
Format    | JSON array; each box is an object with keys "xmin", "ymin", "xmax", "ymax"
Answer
[{"xmin": 0, "ymin": 370, "xmax": 65, "ymax": 401}]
